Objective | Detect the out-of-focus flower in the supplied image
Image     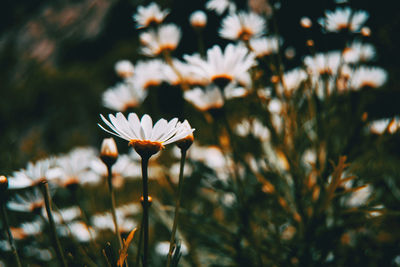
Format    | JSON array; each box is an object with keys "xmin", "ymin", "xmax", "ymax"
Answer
[
  {"xmin": 343, "ymin": 41, "xmax": 375, "ymax": 63},
  {"xmin": 278, "ymin": 68, "xmax": 308, "ymax": 94},
  {"xmin": 219, "ymin": 12, "xmax": 266, "ymax": 41},
  {"xmin": 133, "ymin": 3, "xmax": 169, "ymax": 28},
  {"xmin": 318, "ymin": 7, "xmax": 369, "ymax": 32},
  {"xmin": 346, "ymin": 184, "xmax": 372, "ymax": 207},
  {"xmin": 249, "ymin": 36, "xmax": 280, "ymax": 58},
  {"xmin": 92, "ymin": 212, "xmax": 136, "ymax": 234},
  {"xmin": 53, "ymin": 206, "xmax": 82, "ymax": 224},
  {"xmin": 130, "ymin": 60, "xmax": 165, "ymax": 89},
  {"xmin": 22, "ymin": 245, "xmax": 52, "ymax": 261},
  {"xmin": 190, "ymin": 10, "xmax": 207, "ymax": 28},
  {"xmin": 304, "ymin": 51, "xmax": 342, "ymax": 76},
  {"xmin": 284, "ymin": 46, "xmax": 296, "ymax": 59},
  {"xmin": 184, "ymin": 44, "xmax": 256, "ymax": 88},
  {"xmin": 100, "ymin": 137, "xmax": 118, "ymax": 159},
  {"xmin": 114, "ymin": 60, "xmax": 134, "ymax": 78},
  {"xmin": 155, "ymin": 241, "xmax": 188, "ymax": 256},
  {"xmin": 102, "ymin": 82, "xmax": 147, "ymax": 112},
  {"xmin": 7, "ymin": 188, "xmax": 44, "ymax": 214},
  {"xmin": 300, "ymin": 17, "xmax": 312, "ymax": 28},
  {"xmin": 67, "ymin": 222, "xmax": 96, "ymax": 243},
  {"xmin": 268, "ymin": 98, "xmax": 283, "ymax": 133},
  {"xmin": 7, "ymin": 158, "xmax": 55, "ymax": 189},
  {"xmin": 206, "ymin": 0, "xmax": 236, "ymax": 15},
  {"xmin": 162, "ymin": 59, "xmax": 208, "ymax": 86},
  {"xmin": 10, "ymin": 220, "xmax": 43, "ymax": 240},
  {"xmin": 235, "ymin": 119, "xmax": 270, "ymax": 141},
  {"xmin": 368, "ymin": 117, "xmax": 400, "ymax": 135},
  {"xmin": 47, "ymin": 147, "xmax": 100, "ymax": 187},
  {"xmin": 140, "ymin": 24, "xmax": 181, "ymax": 56},
  {"xmin": 99, "ymin": 113, "xmax": 194, "ymax": 157},
  {"xmin": 183, "ymin": 86, "xmax": 224, "ymax": 111},
  {"xmin": 349, "ymin": 66, "xmax": 387, "ymax": 90},
  {"xmin": 361, "ymin": 26, "xmax": 371, "ymax": 36}
]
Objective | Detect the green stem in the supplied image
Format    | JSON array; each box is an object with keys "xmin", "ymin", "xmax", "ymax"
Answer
[
  {"xmin": 106, "ymin": 165, "xmax": 124, "ymax": 251},
  {"xmin": 141, "ymin": 156, "xmax": 150, "ymax": 267},
  {"xmin": 166, "ymin": 149, "xmax": 187, "ymax": 267},
  {"xmin": 40, "ymin": 181, "xmax": 68, "ymax": 267},
  {"xmin": 1, "ymin": 201, "xmax": 22, "ymax": 267}
]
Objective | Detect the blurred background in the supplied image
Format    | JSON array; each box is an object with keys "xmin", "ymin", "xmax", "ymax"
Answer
[{"xmin": 0, "ymin": 0, "xmax": 399, "ymax": 173}]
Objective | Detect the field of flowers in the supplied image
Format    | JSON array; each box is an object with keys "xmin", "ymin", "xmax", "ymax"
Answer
[{"xmin": 1, "ymin": 0, "xmax": 400, "ymax": 266}]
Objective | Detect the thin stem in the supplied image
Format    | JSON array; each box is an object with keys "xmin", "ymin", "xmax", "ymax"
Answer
[
  {"xmin": 1, "ymin": 201, "xmax": 22, "ymax": 267},
  {"xmin": 106, "ymin": 165, "xmax": 124, "ymax": 250},
  {"xmin": 141, "ymin": 156, "xmax": 150, "ymax": 267},
  {"xmin": 40, "ymin": 181, "xmax": 68, "ymax": 267},
  {"xmin": 166, "ymin": 149, "xmax": 187, "ymax": 267}
]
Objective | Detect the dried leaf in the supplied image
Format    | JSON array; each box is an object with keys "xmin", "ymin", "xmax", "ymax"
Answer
[{"xmin": 117, "ymin": 227, "xmax": 137, "ymax": 267}]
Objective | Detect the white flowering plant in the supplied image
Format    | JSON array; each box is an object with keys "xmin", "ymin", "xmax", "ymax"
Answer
[{"xmin": 1, "ymin": 1, "xmax": 399, "ymax": 267}]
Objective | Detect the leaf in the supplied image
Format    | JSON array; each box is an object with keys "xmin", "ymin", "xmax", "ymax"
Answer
[{"xmin": 117, "ymin": 227, "xmax": 137, "ymax": 267}]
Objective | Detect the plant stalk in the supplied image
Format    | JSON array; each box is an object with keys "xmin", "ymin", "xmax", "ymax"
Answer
[
  {"xmin": 141, "ymin": 156, "xmax": 150, "ymax": 267},
  {"xmin": 1, "ymin": 201, "xmax": 22, "ymax": 267}
]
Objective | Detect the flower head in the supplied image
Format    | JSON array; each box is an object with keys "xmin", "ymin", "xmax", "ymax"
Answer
[
  {"xmin": 99, "ymin": 112, "xmax": 194, "ymax": 157},
  {"xmin": 140, "ymin": 24, "xmax": 181, "ymax": 56},
  {"xmin": 206, "ymin": 0, "xmax": 236, "ymax": 15},
  {"xmin": 318, "ymin": 7, "xmax": 369, "ymax": 32},
  {"xmin": 190, "ymin": 10, "xmax": 207, "ymax": 28},
  {"xmin": 102, "ymin": 82, "xmax": 147, "ymax": 112},
  {"xmin": 131, "ymin": 60, "xmax": 165, "ymax": 89},
  {"xmin": 133, "ymin": 3, "xmax": 169, "ymax": 28},
  {"xmin": 343, "ymin": 41, "xmax": 375, "ymax": 64},
  {"xmin": 350, "ymin": 66, "xmax": 387, "ymax": 90},
  {"xmin": 249, "ymin": 36, "xmax": 280, "ymax": 58},
  {"xmin": 183, "ymin": 86, "xmax": 224, "ymax": 111},
  {"xmin": 219, "ymin": 11, "xmax": 266, "ymax": 41},
  {"xmin": 184, "ymin": 44, "xmax": 256, "ymax": 88}
]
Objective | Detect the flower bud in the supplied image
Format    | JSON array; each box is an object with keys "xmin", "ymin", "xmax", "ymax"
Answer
[
  {"xmin": 189, "ymin": 11, "xmax": 207, "ymax": 28},
  {"xmin": 175, "ymin": 120, "xmax": 194, "ymax": 151},
  {"xmin": 0, "ymin": 175, "xmax": 8, "ymax": 192},
  {"xmin": 100, "ymin": 138, "xmax": 118, "ymax": 167}
]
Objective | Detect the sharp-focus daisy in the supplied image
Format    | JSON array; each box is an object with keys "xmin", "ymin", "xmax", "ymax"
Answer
[
  {"xmin": 98, "ymin": 112, "xmax": 195, "ymax": 157},
  {"xmin": 102, "ymin": 82, "xmax": 147, "ymax": 112},
  {"xmin": 349, "ymin": 66, "xmax": 387, "ymax": 90},
  {"xmin": 140, "ymin": 24, "xmax": 181, "ymax": 56},
  {"xmin": 114, "ymin": 60, "xmax": 134, "ymax": 78},
  {"xmin": 206, "ymin": 0, "xmax": 236, "ymax": 15},
  {"xmin": 130, "ymin": 59, "xmax": 165, "ymax": 89},
  {"xmin": 7, "ymin": 158, "xmax": 55, "ymax": 189},
  {"xmin": 189, "ymin": 10, "xmax": 207, "ymax": 28},
  {"xmin": 183, "ymin": 86, "xmax": 224, "ymax": 111},
  {"xmin": 318, "ymin": 7, "xmax": 369, "ymax": 33},
  {"xmin": 184, "ymin": 44, "xmax": 256, "ymax": 88},
  {"xmin": 219, "ymin": 11, "xmax": 266, "ymax": 41},
  {"xmin": 133, "ymin": 3, "xmax": 169, "ymax": 29},
  {"xmin": 249, "ymin": 36, "xmax": 280, "ymax": 58},
  {"xmin": 343, "ymin": 41, "xmax": 376, "ymax": 64}
]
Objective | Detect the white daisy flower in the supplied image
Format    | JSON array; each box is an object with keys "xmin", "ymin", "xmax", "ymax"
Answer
[
  {"xmin": 47, "ymin": 147, "xmax": 100, "ymax": 187},
  {"xmin": 206, "ymin": 0, "xmax": 236, "ymax": 15},
  {"xmin": 133, "ymin": 3, "xmax": 169, "ymax": 29},
  {"xmin": 130, "ymin": 59, "xmax": 165, "ymax": 89},
  {"xmin": 183, "ymin": 86, "xmax": 224, "ymax": 111},
  {"xmin": 343, "ymin": 41, "xmax": 376, "ymax": 64},
  {"xmin": 349, "ymin": 66, "xmax": 387, "ymax": 90},
  {"xmin": 189, "ymin": 10, "xmax": 207, "ymax": 28},
  {"xmin": 7, "ymin": 158, "xmax": 55, "ymax": 189},
  {"xmin": 219, "ymin": 11, "xmax": 266, "ymax": 41},
  {"xmin": 98, "ymin": 112, "xmax": 195, "ymax": 157},
  {"xmin": 162, "ymin": 59, "xmax": 206, "ymax": 86},
  {"xmin": 346, "ymin": 184, "xmax": 372, "ymax": 208},
  {"xmin": 140, "ymin": 24, "xmax": 181, "ymax": 56},
  {"xmin": 102, "ymin": 82, "xmax": 147, "ymax": 112},
  {"xmin": 114, "ymin": 60, "xmax": 134, "ymax": 78},
  {"xmin": 53, "ymin": 206, "xmax": 82, "ymax": 224},
  {"xmin": 11, "ymin": 220, "xmax": 43, "ymax": 240},
  {"xmin": 7, "ymin": 188, "xmax": 44, "ymax": 214},
  {"xmin": 249, "ymin": 36, "xmax": 280, "ymax": 58},
  {"xmin": 184, "ymin": 44, "xmax": 256, "ymax": 88},
  {"xmin": 67, "ymin": 222, "xmax": 97, "ymax": 243},
  {"xmin": 278, "ymin": 68, "xmax": 308, "ymax": 94},
  {"xmin": 318, "ymin": 7, "xmax": 369, "ymax": 32},
  {"xmin": 304, "ymin": 51, "xmax": 342, "ymax": 76}
]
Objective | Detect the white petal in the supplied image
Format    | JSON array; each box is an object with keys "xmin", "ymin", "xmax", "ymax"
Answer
[{"xmin": 141, "ymin": 114, "xmax": 153, "ymax": 139}]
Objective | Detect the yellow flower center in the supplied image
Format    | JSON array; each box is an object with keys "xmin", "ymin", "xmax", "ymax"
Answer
[{"xmin": 129, "ymin": 139, "xmax": 164, "ymax": 158}]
